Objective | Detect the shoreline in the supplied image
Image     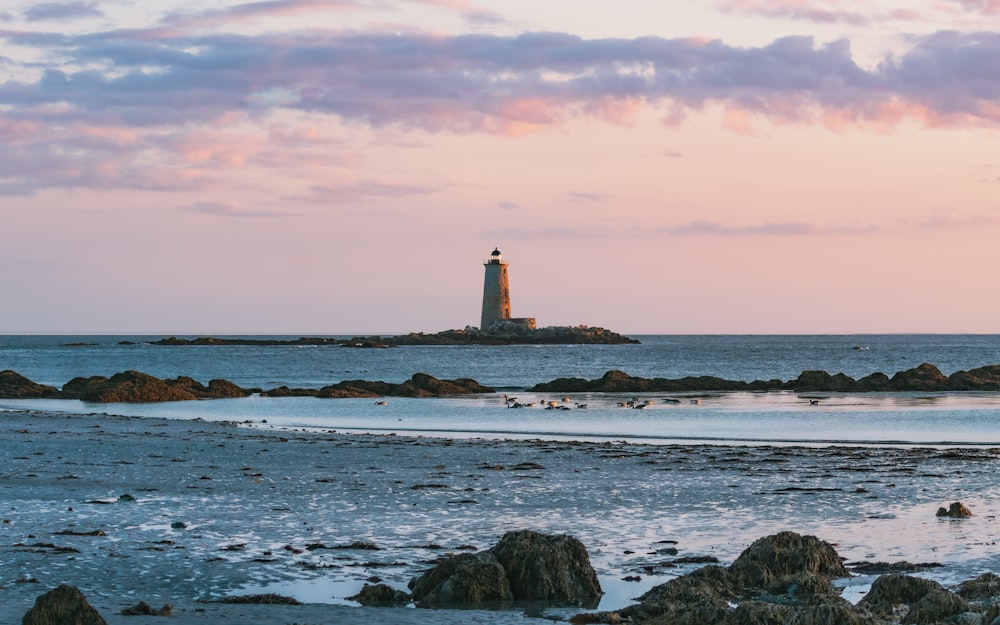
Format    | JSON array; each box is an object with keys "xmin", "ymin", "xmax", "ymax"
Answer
[{"xmin": 3, "ymin": 409, "xmax": 999, "ymax": 623}]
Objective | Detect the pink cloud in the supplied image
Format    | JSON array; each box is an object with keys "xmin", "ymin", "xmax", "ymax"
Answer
[
  {"xmin": 185, "ymin": 200, "xmax": 291, "ymax": 217},
  {"xmin": 669, "ymin": 220, "xmax": 882, "ymax": 236},
  {"xmin": 3, "ymin": 26, "xmax": 1000, "ymax": 194},
  {"xmin": 952, "ymin": 0, "xmax": 1000, "ymax": 14}
]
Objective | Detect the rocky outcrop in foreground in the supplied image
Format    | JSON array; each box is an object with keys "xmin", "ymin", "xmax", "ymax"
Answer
[
  {"xmin": 409, "ymin": 529, "xmax": 603, "ymax": 607},
  {"xmin": 20, "ymin": 531, "xmax": 1000, "ymax": 623},
  {"xmin": 530, "ymin": 362, "xmax": 1000, "ymax": 393},
  {"xmin": 22, "ymin": 584, "xmax": 107, "ymax": 625},
  {"xmin": 581, "ymin": 530, "xmax": 994, "ymax": 625},
  {"xmin": 0, "ymin": 370, "xmax": 493, "ymax": 402}
]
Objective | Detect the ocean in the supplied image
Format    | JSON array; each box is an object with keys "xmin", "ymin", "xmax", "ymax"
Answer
[
  {"xmin": 4, "ymin": 334, "xmax": 1000, "ymax": 615},
  {"xmin": 4, "ymin": 334, "xmax": 1000, "ymax": 446}
]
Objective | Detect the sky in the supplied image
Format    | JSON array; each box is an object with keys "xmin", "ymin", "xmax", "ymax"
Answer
[{"xmin": 1, "ymin": 0, "xmax": 999, "ymax": 335}]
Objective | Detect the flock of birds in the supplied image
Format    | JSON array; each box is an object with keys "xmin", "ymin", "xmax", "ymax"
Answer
[
  {"xmin": 502, "ymin": 395, "xmax": 704, "ymax": 410},
  {"xmin": 372, "ymin": 395, "xmax": 825, "ymax": 407}
]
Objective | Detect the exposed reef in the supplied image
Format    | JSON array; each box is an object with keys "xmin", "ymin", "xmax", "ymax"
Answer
[
  {"xmin": 5, "ymin": 362, "xmax": 1000, "ymax": 404},
  {"xmin": 529, "ymin": 362, "xmax": 1000, "ymax": 393},
  {"xmin": 149, "ymin": 324, "xmax": 639, "ymax": 347},
  {"xmin": 0, "ymin": 369, "xmax": 493, "ymax": 402}
]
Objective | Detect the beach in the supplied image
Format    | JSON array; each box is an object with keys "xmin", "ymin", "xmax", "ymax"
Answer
[{"xmin": 2, "ymin": 409, "xmax": 999, "ymax": 623}]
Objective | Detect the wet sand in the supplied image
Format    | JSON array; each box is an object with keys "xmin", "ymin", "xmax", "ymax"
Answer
[{"xmin": 2, "ymin": 410, "xmax": 998, "ymax": 623}]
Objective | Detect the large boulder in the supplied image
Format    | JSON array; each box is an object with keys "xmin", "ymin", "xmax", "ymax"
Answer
[
  {"xmin": 348, "ymin": 583, "xmax": 411, "ymax": 606},
  {"xmin": 168, "ymin": 376, "xmax": 249, "ymax": 399},
  {"xmin": 948, "ymin": 365, "xmax": 1000, "ymax": 390},
  {"xmin": 790, "ymin": 371, "xmax": 856, "ymax": 392},
  {"xmin": 396, "ymin": 373, "xmax": 495, "ymax": 397},
  {"xmin": 936, "ymin": 501, "xmax": 972, "ymax": 518},
  {"xmin": 859, "ymin": 574, "xmax": 968, "ymax": 624},
  {"xmin": 489, "ymin": 529, "xmax": 603, "ymax": 602},
  {"xmin": 408, "ymin": 551, "xmax": 512, "ymax": 606},
  {"xmin": 955, "ymin": 572, "xmax": 1000, "ymax": 601},
  {"xmin": 22, "ymin": 584, "xmax": 107, "ymax": 625},
  {"xmin": 61, "ymin": 371, "xmax": 196, "ymax": 402},
  {"xmin": 889, "ymin": 363, "xmax": 949, "ymax": 391},
  {"xmin": 0, "ymin": 370, "xmax": 60, "ymax": 399},
  {"xmin": 729, "ymin": 531, "xmax": 848, "ymax": 590},
  {"xmin": 622, "ymin": 565, "xmax": 737, "ymax": 625}
]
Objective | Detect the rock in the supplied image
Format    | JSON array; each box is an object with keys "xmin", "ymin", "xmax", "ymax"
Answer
[
  {"xmin": 59, "ymin": 371, "xmax": 249, "ymax": 402},
  {"xmin": 854, "ymin": 372, "xmax": 892, "ymax": 391},
  {"xmin": 61, "ymin": 371, "xmax": 196, "ymax": 402},
  {"xmin": 889, "ymin": 363, "xmax": 949, "ymax": 391},
  {"xmin": 620, "ymin": 564, "xmax": 738, "ymax": 625},
  {"xmin": 780, "ymin": 603, "xmax": 883, "ymax": 625},
  {"xmin": 766, "ymin": 572, "xmax": 843, "ymax": 605},
  {"xmin": 22, "ymin": 584, "xmax": 107, "ymax": 625},
  {"xmin": 489, "ymin": 529, "xmax": 603, "ymax": 603},
  {"xmin": 790, "ymin": 371, "xmax": 857, "ymax": 392},
  {"xmin": 0, "ymin": 370, "xmax": 61, "ymax": 399},
  {"xmin": 720, "ymin": 600, "xmax": 794, "ymax": 624},
  {"xmin": 261, "ymin": 386, "xmax": 320, "ymax": 397},
  {"xmin": 120, "ymin": 601, "xmax": 172, "ymax": 616},
  {"xmin": 729, "ymin": 531, "xmax": 848, "ymax": 590},
  {"xmin": 396, "ymin": 373, "xmax": 494, "ymax": 397},
  {"xmin": 860, "ymin": 574, "xmax": 968, "ymax": 624},
  {"xmin": 956, "ymin": 572, "xmax": 1000, "ymax": 601},
  {"xmin": 408, "ymin": 551, "xmax": 512, "ymax": 606},
  {"xmin": 936, "ymin": 501, "xmax": 973, "ymax": 518},
  {"xmin": 217, "ymin": 594, "xmax": 302, "ymax": 604},
  {"xmin": 948, "ymin": 365, "xmax": 1000, "ymax": 390},
  {"xmin": 316, "ymin": 373, "xmax": 494, "ymax": 398},
  {"xmin": 347, "ymin": 583, "xmax": 411, "ymax": 606}
]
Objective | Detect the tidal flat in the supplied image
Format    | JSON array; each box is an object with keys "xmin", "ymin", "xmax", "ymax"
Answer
[{"xmin": 1, "ymin": 410, "xmax": 998, "ymax": 623}]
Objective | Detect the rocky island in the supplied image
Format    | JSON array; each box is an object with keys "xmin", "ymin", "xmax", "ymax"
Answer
[{"xmin": 149, "ymin": 324, "xmax": 639, "ymax": 347}]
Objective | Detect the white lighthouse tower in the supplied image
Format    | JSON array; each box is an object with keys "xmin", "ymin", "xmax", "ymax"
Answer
[
  {"xmin": 481, "ymin": 248, "xmax": 511, "ymax": 330},
  {"xmin": 480, "ymin": 248, "xmax": 535, "ymax": 332}
]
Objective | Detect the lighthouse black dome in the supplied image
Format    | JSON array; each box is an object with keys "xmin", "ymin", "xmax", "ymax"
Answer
[{"xmin": 491, "ymin": 248, "xmax": 501, "ymax": 256}]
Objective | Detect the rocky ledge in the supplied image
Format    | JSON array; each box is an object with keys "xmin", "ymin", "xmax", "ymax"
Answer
[
  {"xmin": 530, "ymin": 362, "xmax": 1000, "ymax": 393},
  {"xmin": 150, "ymin": 324, "xmax": 638, "ymax": 347},
  {"xmin": 28, "ymin": 530, "xmax": 1000, "ymax": 625},
  {"xmin": 0, "ymin": 369, "xmax": 493, "ymax": 402}
]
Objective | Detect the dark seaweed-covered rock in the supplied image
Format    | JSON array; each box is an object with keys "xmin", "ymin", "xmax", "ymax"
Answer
[
  {"xmin": 261, "ymin": 386, "xmax": 320, "ymax": 397},
  {"xmin": 217, "ymin": 594, "xmax": 302, "ymax": 605},
  {"xmin": 936, "ymin": 501, "xmax": 973, "ymax": 518},
  {"xmin": 62, "ymin": 371, "xmax": 196, "ymax": 402},
  {"xmin": 120, "ymin": 601, "xmax": 172, "ymax": 616},
  {"xmin": 620, "ymin": 565, "xmax": 736, "ymax": 624},
  {"xmin": 397, "ymin": 372, "xmax": 494, "ymax": 397},
  {"xmin": 317, "ymin": 373, "xmax": 493, "ymax": 398},
  {"xmin": 947, "ymin": 364, "xmax": 1000, "ymax": 390},
  {"xmin": 348, "ymin": 583, "xmax": 411, "ymax": 606},
  {"xmin": 790, "ymin": 371, "xmax": 857, "ymax": 392},
  {"xmin": 408, "ymin": 551, "xmax": 512, "ymax": 606},
  {"xmin": 766, "ymin": 572, "xmax": 844, "ymax": 605},
  {"xmin": 955, "ymin": 572, "xmax": 1000, "ymax": 601},
  {"xmin": 0, "ymin": 370, "xmax": 61, "ymax": 399},
  {"xmin": 889, "ymin": 363, "xmax": 949, "ymax": 391},
  {"xmin": 720, "ymin": 602, "xmax": 881, "ymax": 625},
  {"xmin": 489, "ymin": 530, "xmax": 603, "ymax": 603},
  {"xmin": 854, "ymin": 372, "xmax": 892, "ymax": 391},
  {"xmin": 860, "ymin": 574, "xmax": 968, "ymax": 624},
  {"xmin": 22, "ymin": 584, "xmax": 107, "ymax": 625},
  {"xmin": 59, "ymin": 371, "xmax": 249, "ymax": 402},
  {"xmin": 729, "ymin": 532, "xmax": 848, "ymax": 590}
]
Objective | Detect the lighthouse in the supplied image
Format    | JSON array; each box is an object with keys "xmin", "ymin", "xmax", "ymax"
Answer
[{"xmin": 480, "ymin": 248, "xmax": 536, "ymax": 332}]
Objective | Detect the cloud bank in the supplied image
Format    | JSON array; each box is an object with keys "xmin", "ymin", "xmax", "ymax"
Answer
[{"xmin": 1, "ymin": 15, "xmax": 1000, "ymax": 194}]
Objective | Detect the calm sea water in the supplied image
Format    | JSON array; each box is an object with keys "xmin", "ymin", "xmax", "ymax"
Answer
[{"xmin": 3, "ymin": 334, "xmax": 1000, "ymax": 446}]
